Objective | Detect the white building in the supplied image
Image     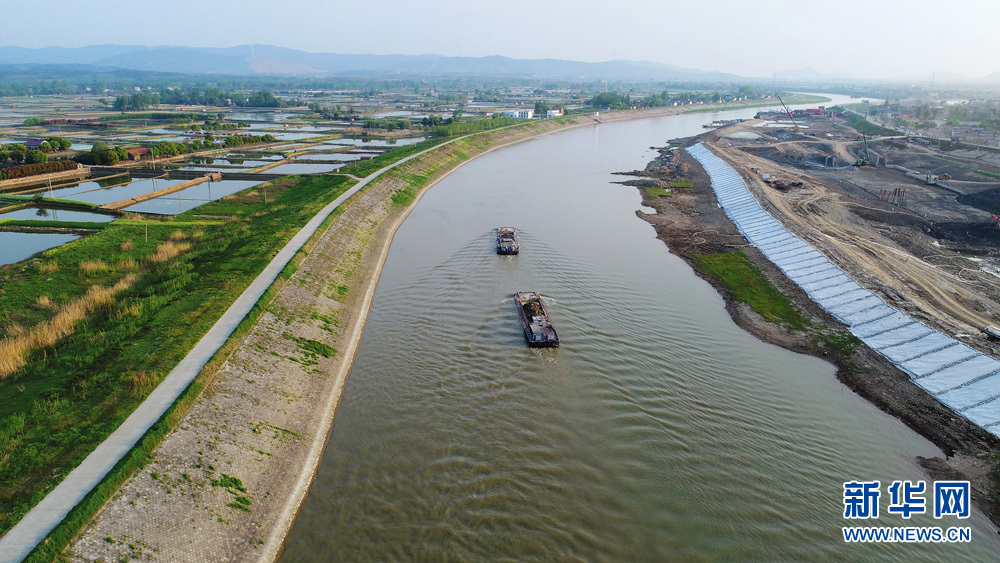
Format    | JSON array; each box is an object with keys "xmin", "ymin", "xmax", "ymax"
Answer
[
  {"xmin": 504, "ymin": 109, "xmax": 534, "ymax": 119},
  {"xmin": 545, "ymin": 108, "xmax": 564, "ymax": 118}
]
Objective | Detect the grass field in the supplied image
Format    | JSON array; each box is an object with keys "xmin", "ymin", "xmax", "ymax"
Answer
[
  {"xmin": 683, "ymin": 93, "xmax": 831, "ymax": 114},
  {"xmin": 0, "ymin": 174, "xmax": 353, "ymax": 536},
  {"xmin": 689, "ymin": 251, "xmax": 809, "ymax": 330},
  {"xmin": 337, "ymin": 138, "xmax": 447, "ymax": 178}
]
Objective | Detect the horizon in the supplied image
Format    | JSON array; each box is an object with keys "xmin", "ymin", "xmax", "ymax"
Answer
[{"xmin": 2, "ymin": 0, "xmax": 998, "ymax": 81}]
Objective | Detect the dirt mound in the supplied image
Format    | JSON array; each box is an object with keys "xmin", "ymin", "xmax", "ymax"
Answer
[
  {"xmin": 958, "ymin": 187, "xmax": 1000, "ymax": 215},
  {"xmin": 927, "ymin": 221, "xmax": 1000, "ymax": 247}
]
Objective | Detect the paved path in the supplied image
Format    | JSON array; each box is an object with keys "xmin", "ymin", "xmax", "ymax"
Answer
[{"xmin": 0, "ymin": 138, "xmax": 459, "ymax": 563}]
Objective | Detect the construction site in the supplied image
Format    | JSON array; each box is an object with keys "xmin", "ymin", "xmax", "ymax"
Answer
[
  {"xmin": 621, "ymin": 105, "xmax": 1000, "ymax": 523},
  {"xmin": 703, "ymin": 109, "xmax": 1000, "ymax": 355}
]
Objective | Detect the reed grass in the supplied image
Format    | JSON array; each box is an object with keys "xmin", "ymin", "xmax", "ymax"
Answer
[
  {"xmin": 78, "ymin": 259, "xmax": 108, "ymax": 274},
  {"xmin": 0, "ymin": 275, "xmax": 136, "ymax": 379},
  {"xmin": 148, "ymin": 241, "xmax": 191, "ymax": 263},
  {"xmin": 38, "ymin": 261, "xmax": 59, "ymax": 274}
]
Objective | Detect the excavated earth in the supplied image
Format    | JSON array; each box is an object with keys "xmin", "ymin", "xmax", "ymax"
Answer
[{"xmin": 630, "ymin": 132, "xmax": 1000, "ymax": 529}]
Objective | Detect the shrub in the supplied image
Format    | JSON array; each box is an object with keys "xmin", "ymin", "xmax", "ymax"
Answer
[{"xmin": 0, "ymin": 160, "xmax": 76, "ymax": 180}]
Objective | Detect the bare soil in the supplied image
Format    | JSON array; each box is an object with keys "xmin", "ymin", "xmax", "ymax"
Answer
[{"xmin": 630, "ymin": 139, "xmax": 1000, "ymax": 529}]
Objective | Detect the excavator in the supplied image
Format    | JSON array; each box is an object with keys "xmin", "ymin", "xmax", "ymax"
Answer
[{"xmin": 854, "ymin": 132, "xmax": 872, "ymax": 167}]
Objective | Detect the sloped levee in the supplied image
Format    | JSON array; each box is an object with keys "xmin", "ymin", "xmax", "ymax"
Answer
[{"xmin": 687, "ymin": 143, "xmax": 1000, "ymax": 438}]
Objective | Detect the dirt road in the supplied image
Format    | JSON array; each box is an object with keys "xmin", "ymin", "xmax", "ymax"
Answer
[{"xmin": 712, "ymin": 142, "xmax": 999, "ymax": 342}]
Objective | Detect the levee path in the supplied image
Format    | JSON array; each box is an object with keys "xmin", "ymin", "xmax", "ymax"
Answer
[{"xmin": 0, "ymin": 138, "xmax": 461, "ymax": 563}]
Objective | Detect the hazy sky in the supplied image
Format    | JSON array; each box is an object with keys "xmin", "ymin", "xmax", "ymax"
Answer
[{"xmin": 4, "ymin": 0, "xmax": 999, "ymax": 80}]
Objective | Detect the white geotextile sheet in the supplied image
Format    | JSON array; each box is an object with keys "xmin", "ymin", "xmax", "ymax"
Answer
[
  {"xmin": 918, "ymin": 356, "xmax": 1000, "ymax": 394},
  {"xmin": 686, "ymin": 143, "xmax": 1000, "ymax": 437}
]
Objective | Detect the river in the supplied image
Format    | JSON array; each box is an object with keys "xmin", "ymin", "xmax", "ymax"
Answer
[{"xmin": 279, "ymin": 98, "xmax": 1000, "ymax": 561}]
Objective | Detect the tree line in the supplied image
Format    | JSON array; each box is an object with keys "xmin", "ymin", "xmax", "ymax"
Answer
[
  {"xmin": 74, "ymin": 134, "xmax": 276, "ymax": 165},
  {"xmin": 0, "ymin": 137, "xmax": 72, "ymax": 164}
]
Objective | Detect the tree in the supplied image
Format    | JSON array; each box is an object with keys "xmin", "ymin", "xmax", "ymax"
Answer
[
  {"xmin": 155, "ymin": 140, "xmax": 181, "ymax": 157},
  {"xmin": 0, "ymin": 148, "xmax": 9, "ymax": 162},
  {"xmin": 589, "ymin": 92, "xmax": 625, "ymax": 109},
  {"xmin": 113, "ymin": 96, "xmax": 128, "ymax": 112},
  {"xmin": 24, "ymin": 149, "xmax": 48, "ymax": 164},
  {"xmin": 38, "ymin": 141, "xmax": 52, "ymax": 152},
  {"xmin": 90, "ymin": 142, "xmax": 118, "ymax": 165},
  {"xmin": 246, "ymin": 90, "xmax": 280, "ymax": 107},
  {"xmin": 534, "ymin": 100, "xmax": 549, "ymax": 115}
]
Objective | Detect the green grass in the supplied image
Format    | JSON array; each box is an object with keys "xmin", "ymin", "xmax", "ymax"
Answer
[
  {"xmin": 390, "ymin": 186, "xmax": 417, "ymax": 206},
  {"xmin": 689, "ymin": 251, "xmax": 809, "ymax": 330},
  {"xmin": 0, "ymin": 220, "xmax": 113, "ymax": 230},
  {"xmin": 0, "ymin": 174, "xmax": 354, "ymax": 540},
  {"xmin": 429, "ymin": 117, "xmax": 519, "ymax": 137},
  {"xmin": 338, "ymin": 138, "xmax": 447, "ymax": 178},
  {"xmin": 645, "ymin": 180, "xmax": 694, "ymax": 195},
  {"xmin": 683, "ymin": 93, "xmax": 832, "ymax": 114},
  {"xmin": 975, "ymin": 169, "xmax": 1000, "ymax": 180},
  {"xmin": 642, "ymin": 186, "xmax": 671, "ymax": 198},
  {"xmin": 0, "ymin": 195, "xmax": 101, "ymax": 210},
  {"xmin": 283, "ymin": 333, "xmax": 337, "ymax": 361},
  {"xmin": 812, "ymin": 329, "xmax": 861, "ymax": 357}
]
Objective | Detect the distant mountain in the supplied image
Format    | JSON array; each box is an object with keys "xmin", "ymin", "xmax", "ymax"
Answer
[
  {"xmin": 0, "ymin": 44, "xmax": 745, "ymax": 81},
  {"xmin": 775, "ymin": 67, "xmax": 852, "ymax": 81},
  {"xmin": 0, "ymin": 45, "xmax": 142, "ymax": 65},
  {"xmin": 928, "ymin": 71, "xmax": 976, "ymax": 83}
]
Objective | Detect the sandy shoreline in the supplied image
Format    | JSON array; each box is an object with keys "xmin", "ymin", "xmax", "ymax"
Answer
[{"xmin": 68, "ymin": 105, "xmax": 728, "ymax": 561}]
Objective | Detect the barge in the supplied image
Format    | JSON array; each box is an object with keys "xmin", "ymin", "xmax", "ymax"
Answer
[
  {"xmin": 496, "ymin": 227, "xmax": 519, "ymax": 255},
  {"xmin": 514, "ymin": 291, "xmax": 559, "ymax": 347}
]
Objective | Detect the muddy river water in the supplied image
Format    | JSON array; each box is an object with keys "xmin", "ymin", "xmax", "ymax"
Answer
[{"xmin": 280, "ymin": 98, "xmax": 1000, "ymax": 561}]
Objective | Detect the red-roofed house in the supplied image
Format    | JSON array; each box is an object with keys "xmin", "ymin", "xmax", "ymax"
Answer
[{"xmin": 127, "ymin": 148, "xmax": 150, "ymax": 160}]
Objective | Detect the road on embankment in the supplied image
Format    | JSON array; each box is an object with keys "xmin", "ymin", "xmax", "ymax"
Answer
[{"xmin": 0, "ymin": 137, "xmax": 463, "ymax": 563}]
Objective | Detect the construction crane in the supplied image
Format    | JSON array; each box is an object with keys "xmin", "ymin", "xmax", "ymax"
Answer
[
  {"xmin": 775, "ymin": 93, "xmax": 801, "ymax": 130},
  {"xmin": 855, "ymin": 131, "xmax": 872, "ymax": 167}
]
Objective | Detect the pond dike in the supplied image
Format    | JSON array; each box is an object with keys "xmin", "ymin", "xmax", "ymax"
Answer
[
  {"xmin": 90, "ymin": 166, "xmax": 285, "ymax": 181},
  {"xmin": 687, "ymin": 143, "xmax": 1000, "ymax": 438},
  {"xmin": 99, "ymin": 172, "xmax": 223, "ymax": 210}
]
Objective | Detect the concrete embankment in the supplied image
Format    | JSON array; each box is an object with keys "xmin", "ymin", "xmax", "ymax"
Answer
[{"xmin": 688, "ymin": 143, "xmax": 1000, "ymax": 438}]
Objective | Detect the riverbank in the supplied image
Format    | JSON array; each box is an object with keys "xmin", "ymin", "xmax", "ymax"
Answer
[
  {"xmin": 65, "ymin": 107, "xmax": 711, "ymax": 561},
  {"xmin": 625, "ymin": 141, "xmax": 1000, "ymax": 528}
]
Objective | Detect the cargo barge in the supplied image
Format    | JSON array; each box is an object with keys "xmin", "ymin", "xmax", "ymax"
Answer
[
  {"xmin": 496, "ymin": 227, "xmax": 519, "ymax": 255},
  {"xmin": 514, "ymin": 291, "xmax": 559, "ymax": 347}
]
